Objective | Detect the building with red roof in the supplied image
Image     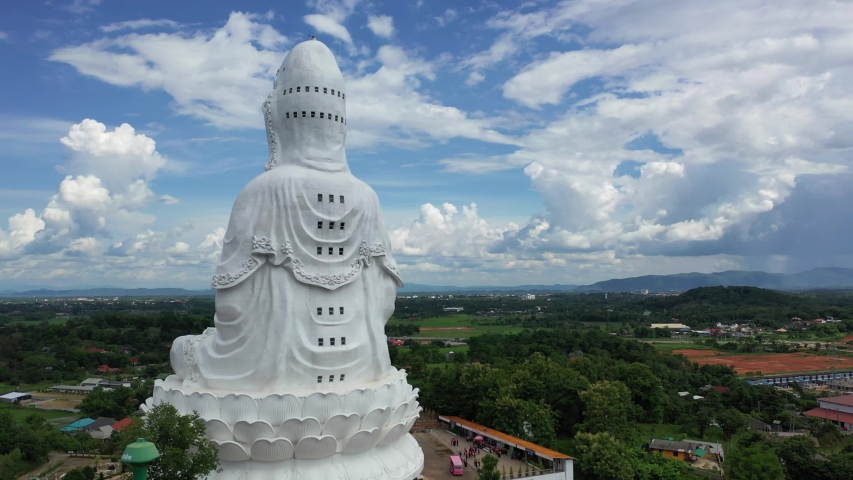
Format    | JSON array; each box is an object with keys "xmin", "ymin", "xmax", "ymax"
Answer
[{"xmin": 804, "ymin": 395, "xmax": 853, "ymax": 430}]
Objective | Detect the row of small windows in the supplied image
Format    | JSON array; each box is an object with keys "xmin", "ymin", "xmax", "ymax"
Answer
[
  {"xmin": 318, "ymin": 374, "xmax": 345, "ymax": 383},
  {"xmin": 284, "ymin": 86, "xmax": 345, "ymax": 100},
  {"xmin": 317, "ymin": 246, "xmax": 345, "ymax": 256},
  {"xmin": 318, "ymin": 194, "xmax": 344, "ymax": 203},
  {"xmin": 285, "ymin": 111, "xmax": 346, "ymax": 124},
  {"xmin": 318, "ymin": 221, "xmax": 345, "ymax": 230},
  {"xmin": 317, "ymin": 307, "xmax": 346, "ymax": 316},
  {"xmin": 317, "ymin": 336, "xmax": 346, "ymax": 345}
]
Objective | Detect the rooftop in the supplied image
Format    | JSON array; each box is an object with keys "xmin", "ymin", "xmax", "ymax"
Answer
[
  {"xmin": 804, "ymin": 407, "xmax": 853, "ymax": 424},
  {"xmin": 819, "ymin": 395, "xmax": 853, "ymax": 407},
  {"xmin": 439, "ymin": 415, "xmax": 574, "ymax": 461}
]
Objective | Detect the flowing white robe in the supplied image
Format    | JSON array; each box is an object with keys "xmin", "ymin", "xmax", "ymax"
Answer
[{"xmin": 178, "ymin": 164, "xmax": 402, "ymax": 393}]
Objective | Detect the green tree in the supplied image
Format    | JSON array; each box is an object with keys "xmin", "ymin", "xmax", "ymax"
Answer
[
  {"xmin": 116, "ymin": 404, "xmax": 220, "ymax": 480},
  {"xmin": 778, "ymin": 435, "xmax": 817, "ymax": 480},
  {"xmin": 634, "ymin": 450, "xmax": 689, "ymax": 480},
  {"xmin": 718, "ymin": 408, "xmax": 747, "ymax": 437},
  {"xmin": 478, "ymin": 396, "xmax": 557, "ymax": 448},
  {"xmin": 574, "ymin": 432, "xmax": 634, "ymax": 480},
  {"xmin": 577, "ymin": 381, "xmax": 632, "ymax": 439},
  {"xmin": 726, "ymin": 444, "xmax": 786, "ymax": 480},
  {"xmin": 64, "ymin": 470, "xmax": 88, "ymax": 480},
  {"xmin": 477, "ymin": 454, "xmax": 501, "ymax": 480}
]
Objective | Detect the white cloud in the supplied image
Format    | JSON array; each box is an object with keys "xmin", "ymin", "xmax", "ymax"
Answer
[
  {"xmin": 159, "ymin": 194, "xmax": 180, "ymax": 205},
  {"xmin": 435, "ymin": 9, "xmax": 458, "ymax": 27},
  {"xmin": 0, "ymin": 210, "xmax": 45, "ymax": 259},
  {"xmin": 346, "ymin": 46, "xmax": 518, "ymax": 148},
  {"xmin": 65, "ymin": 0, "xmax": 103, "ymax": 14},
  {"xmin": 304, "ymin": 14, "xmax": 354, "ymax": 44},
  {"xmin": 461, "ymin": 34, "xmax": 517, "ymax": 70},
  {"xmin": 0, "ymin": 32, "xmax": 8, "ymax": 41},
  {"xmin": 366, "ymin": 15, "xmax": 394, "ymax": 38},
  {"xmin": 465, "ymin": 71, "xmax": 485, "ymax": 86},
  {"xmin": 100, "ymin": 19, "xmax": 181, "ymax": 33},
  {"xmin": 50, "ymin": 12, "xmax": 288, "ymax": 129},
  {"xmin": 503, "ymin": 44, "xmax": 651, "ymax": 108}
]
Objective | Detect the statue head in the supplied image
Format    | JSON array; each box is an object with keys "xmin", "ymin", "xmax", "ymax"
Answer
[{"xmin": 264, "ymin": 38, "xmax": 349, "ymax": 173}]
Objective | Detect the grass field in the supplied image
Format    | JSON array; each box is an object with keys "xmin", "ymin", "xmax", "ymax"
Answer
[
  {"xmin": 0, "ymin": 403, "xmax": 78, "ymax": 424},
  {"xmin": 0, "ymin": 381, "xmax": 56, "ymax": 395},
  {"xmin": 650, "ymin": 342, "xmax": 721, "ymax": 352},
  {"xmin": 389, "ymin": 314, "xmax": 529, "ymax": 338}
]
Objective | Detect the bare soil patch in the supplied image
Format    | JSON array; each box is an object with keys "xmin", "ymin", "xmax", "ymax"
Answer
[
  {"xmin": 675, "ymin": 351, "xmax": 853, "ymax": 374},
  {"xmin": 672, "ymin": 349, "xmax": 725, "ymax": 357}
]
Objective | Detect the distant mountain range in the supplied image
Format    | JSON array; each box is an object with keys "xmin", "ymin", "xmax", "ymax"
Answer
[
  {"xmin": 0, "ymin": 287, "xmax": 215, "ymax": 298},
  {"xmin": 399, "ymin": 283, "xmax": 579, "ymax": 293},
  {"xmin": 574, "ymin": 267, "xmax": 853, "ymax": 292},
  {"xmin": 2, "ymin": 267, "xmax": 853, "ymax": 297}
]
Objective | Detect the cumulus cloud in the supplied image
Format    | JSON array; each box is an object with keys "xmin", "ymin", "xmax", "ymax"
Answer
[
  {"xmin": 50, "ymin": 12, "xmax": 289, "ymax": 129},
  {"xmin": 159, "ymin": 194, "xmax": 180, "ymax": 205},
  {"xmin": 465, "ymin": 72, "xmax": 485, "ymax": 86},
  {"xmin": 0, "ymin": 119, "xmax": 178, "ymax": 263},
  {"xmin": 0, "ymin": 31, "xmax": 8, "ymax": 41},
  {"xmin": 435, "ymin": 9, "xmax": 458, "ymax": 27},
  {"xmin": 304, "ymin": 14, "xmax": 354, "ymax": 44},
  {"xmin": 346, "ymin": 46, "xmax": 518, "ymax": 148},
  {"xmin": 366, "ymin": 15, "xmax": 394, "ymax": 38},
  {"xmin": 424, "ymin": 0, "xmax": 853, "ymax": 269},
  {"xmin": 100, "ymin": 19, "xmax": 181, "ymax": 32}
]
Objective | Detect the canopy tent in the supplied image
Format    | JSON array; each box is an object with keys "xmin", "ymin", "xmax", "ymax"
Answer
[{"xmin": 473, "ymin": 435, "xmax": 484, "ymax": 441}]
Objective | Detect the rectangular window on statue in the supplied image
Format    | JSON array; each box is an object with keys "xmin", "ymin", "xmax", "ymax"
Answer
[
  {"xmin": 341, "ymin": 336, "xmax": 346, "ymax": 345},
  {"xmin": 329, "ymin": 307, "xmax": 334, "ymax": 315},
  {"xmin": 318, "ymin": 338, "xmax": 324, "ymax": 346},
  {"xmin": 317, "ymin": 308, "xmax": 322, "ymax": 316},
  {"xmin": 330, "ymin": 337, "xmax": 335, "ymax": 346},
  {"xmin": 317, "ymin": 376, "xmax": 322, "ymax": 383}
]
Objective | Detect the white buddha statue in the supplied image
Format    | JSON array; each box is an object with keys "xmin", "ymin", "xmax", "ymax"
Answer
[{"xmin": 146, "ymin": 38, "xmax": 424, "ymax": 480}]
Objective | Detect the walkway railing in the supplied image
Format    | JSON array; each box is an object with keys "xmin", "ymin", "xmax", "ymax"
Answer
[{"xmin": 501, "ymin": 467, "xmax": 563, "ymax": 479}]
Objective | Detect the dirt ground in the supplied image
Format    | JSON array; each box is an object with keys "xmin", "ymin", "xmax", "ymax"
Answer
[
  {"xmin": 673, "ymin": 350, "xmax": 853, "ymax": 374},
  {"xmin": 414, "ymin": 431, "xmax": 477, "ymax": 479}
]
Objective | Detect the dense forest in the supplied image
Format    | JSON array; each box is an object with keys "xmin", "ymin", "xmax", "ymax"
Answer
[
  {"xmin": 395, "ymin": 286, "xmax": 853, "ymax": 331},
  {"xmin": 402, "ymin": 328, "xmax": 853, "ymax": 479}
]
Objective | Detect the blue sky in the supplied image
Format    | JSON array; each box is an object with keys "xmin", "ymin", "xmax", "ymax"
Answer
[{"xmin": 0, "ymin": 0, "xmax": 852, "ymax": 289}]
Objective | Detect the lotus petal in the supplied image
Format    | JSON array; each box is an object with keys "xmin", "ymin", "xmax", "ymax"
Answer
[
  {"xmin": 405, "ymin": 397, "xmax": 420, "ymax": 417},
  {"xmin": 303, "ymin": 392, "xmax": 342, "ymax": 424},
  {"xmin": 250, "ymin": 438, "xmax": 294, "ymax": 462},
  {"xmin": 233, "ymin": 420, "xmax": 275, "ymax": 444},
  {"xmin": 344, "ymin": 389, "xmax": 375, "ymax": 417},
  {"xmin": 405, "ymin": 415, "xmax": 418, "ymax": 431},
  {"xmin": 258, "ymin": 394, "xmax": 301, "ymax": 427},
  {"xmin": 152, "ymin": 385, "xmax": 165, "ymax": 404},
  {"xmin": 322, "ymin": 413, "xmax": 360, "ymax": 439},
  {"xmin": 278, "ymin": 417, "xmax": 322, "ymax": 443},
  {"xmin": 186, "ymin": 392, "xmax": 220, "ymax": 419},
  {"xmin": 342, "ymin": 428, "xmax": 381, "ymax": 454},
  {"xmin": 378, "ymin": 423, "xmax": 407, "ymax": 447},
  {"xmin": 388, "ymin": 402, "xmax": 409, "ymax": 426},
  {"xmin": 361, "ymin": 407, "xmax": 391, "ymax": 431},
  {"xmin": 393, "ymin": 379, "xmax": 408, "ymax": 404},
  {"xmin": 165, "ymin": 389, "xmax": 187, "ymax": 414},
  {"xmin": 374, "ymin": 383, "xmax": 395, "ymax": 409},
  {"xmin": 294, "ymin": 435, "xmax": 337, "ymax": 459},
  {"xmin": 205, "ymin": 419, "xmax": 233, "ymax": 441},
  {"xmin": 216, "ymin": 441, "xmax": 251, "ymax": 461},
  {"xmin": 221, "ymin": 393, "xmax": 258, "ymax": 425}
]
